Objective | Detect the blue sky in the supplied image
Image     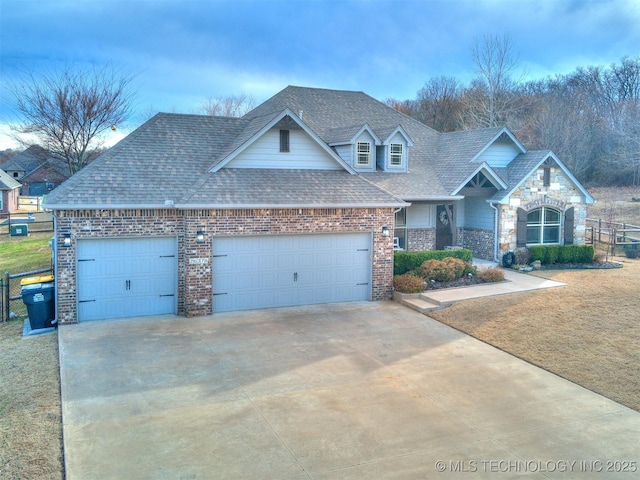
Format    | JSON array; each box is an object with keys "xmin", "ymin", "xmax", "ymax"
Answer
[{"xmin": 1, "ymin": 0, "xmax": 639, "ymax": 149}]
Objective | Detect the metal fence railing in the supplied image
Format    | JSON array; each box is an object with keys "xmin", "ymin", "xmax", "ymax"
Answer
[
  {"xmin": 585, "ymin": 218, "xmax": 640, "ymax": 255},
  {"xmin": 1, "ymin": 268, "xmax": 53, "ymax": 322}
]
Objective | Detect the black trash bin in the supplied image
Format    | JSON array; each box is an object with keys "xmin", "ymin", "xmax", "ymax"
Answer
[{"xmin": 21, "ymin": 275, "xmax": 57, "ymax": 329}]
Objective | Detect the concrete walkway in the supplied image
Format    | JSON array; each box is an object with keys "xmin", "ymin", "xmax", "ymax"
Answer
[
  {"xmin": 59, "ymin": 302, "xmax": 640, "ymax": 479},
  {"xmin": 396, "ymin": 260, "xmax": 566, "ymax": 313},
  {"xmin": 426, "ymin": 260, "xmax": 566, "ymax": 304}
]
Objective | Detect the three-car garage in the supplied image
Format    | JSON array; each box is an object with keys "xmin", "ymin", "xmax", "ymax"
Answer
[{"xmin": 74, "ymin": 232, "xmax": 373, "ymax": 321}]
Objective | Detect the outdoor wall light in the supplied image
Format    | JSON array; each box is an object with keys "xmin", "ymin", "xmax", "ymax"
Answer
[
  {"xmin": 381, "ymin": 226, "xmax": 390, "ymax": 237},
  {"xmin": 62, "ymin": 234, "xmax": 72, "ymax": 248},
  {"xmin": 196, "ymin": 230, "xmax": 205, "ymax": 244}
]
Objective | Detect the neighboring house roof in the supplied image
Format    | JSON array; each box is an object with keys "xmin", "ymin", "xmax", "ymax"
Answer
[
  {"xmin": 1, "ymin": 144, "xmax": 70, "ymax": 183},
  {"xmin": 1, "ymin": 145, "xmax": 48, "ymax": 173},
  {"xmin": 44, "ymin": 85, "xmax": 593, "ymax": 210},
  {"xmin": 0, "ymin": 169, "xmax": 21, "ymax": 190}
]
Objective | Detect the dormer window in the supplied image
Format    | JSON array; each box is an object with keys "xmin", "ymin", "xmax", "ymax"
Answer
[
  {"xmin": 390, "ymin": 143, "xmax": 403, "ymax": 166},
  {"xmin": 280, "ymin": 130, "xmax": 290, "ymax": 152},
  {"xmin": 357, "ymin": 142, "xmax": 371, "ymax": 166}
]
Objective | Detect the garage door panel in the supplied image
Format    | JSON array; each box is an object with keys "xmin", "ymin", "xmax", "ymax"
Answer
[
  {"xmin": 213, "ymin": 233, "xmax": 371, "ymax": 313},
  {"xmin": 77, "ymin": 237, "xmax": 177, "ymax": 321}
]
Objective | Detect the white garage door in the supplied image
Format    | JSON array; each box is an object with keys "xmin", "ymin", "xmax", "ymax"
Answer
[
  {"xmin": 77, "ymin": 237, "xmax": 177, "ymax": 321},
  {"xmin": 213, "ymin": 233, "xmax": 372, "ymax": 312}
]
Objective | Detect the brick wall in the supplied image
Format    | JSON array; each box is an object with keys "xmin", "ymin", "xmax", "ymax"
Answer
[{"xmin": 54, "ymin": 207, "xmax": 395, "ymax": 323}]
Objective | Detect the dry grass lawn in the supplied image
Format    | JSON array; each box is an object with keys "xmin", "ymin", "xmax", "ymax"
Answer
[
  {"xmin": 588, "ymin": 186, "xmax": 640, "ymax": 224},
  {"xmin": 0, "ymin": 322, "xmax": 63, "ymax": 480},
  {"xmin": 429, "ymin": 257, "xmax": 640, "ymax": 412}
]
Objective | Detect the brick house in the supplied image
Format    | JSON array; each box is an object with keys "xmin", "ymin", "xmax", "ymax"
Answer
[
  {"xmin": 44, "ymin": 86, "xmax": 593, "ymax": 323},
  {"xmin": 1, "ymin": 145, "xmax": 70, "ymax": 196}
]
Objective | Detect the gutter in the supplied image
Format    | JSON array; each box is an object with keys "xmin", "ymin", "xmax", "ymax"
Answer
[
  {"xmin": 40, "ymin": 203, "xmax": 59, "ymax": 326},
  {"xmin": 44, "ymin": 202, "xmax": 411, "ymax": 210},
  {"xmin": 401, "ymin": 195, "xmax": 464, "ymax": 201}
]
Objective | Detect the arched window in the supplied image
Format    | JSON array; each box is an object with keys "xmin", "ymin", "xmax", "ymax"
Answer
[{"xmin": 526, "ymin": 207, "xmax": 561, "ymax": 245}]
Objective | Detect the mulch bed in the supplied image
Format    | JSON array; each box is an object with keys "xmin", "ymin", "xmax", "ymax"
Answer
[
  {"xmin": 423, "ymin": 275, "xmax": 488, "ymax": 290},
  {"xmin": 423, "ymin": 261, "xmax": 622, "ymax": 290}
]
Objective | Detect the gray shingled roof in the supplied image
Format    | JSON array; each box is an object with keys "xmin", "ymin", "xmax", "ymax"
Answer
[
  {"xmin": 1, "ymin": 145, "xmax": 48, "ymax": 173},
  {"xmin": 44, "ymin": 85, "xmax": 589, "ymax": 210},
  {"xmin": 44, "ymin": 109, "xmax": 405, "ymax": 208},
  {"xmin": 488, "ymin": 150, "xmax": 555, "ymax": 203},
  {"xmin": 2, "ymin": 144, "xmax": 71, "ymax": 181},
  {"xmin": 184, "ymin": 169, "xmax": 405, "ymax": 207},
  {"xmin": 434, "ymin": 127, "xmax": 507, "ymax": 193}
]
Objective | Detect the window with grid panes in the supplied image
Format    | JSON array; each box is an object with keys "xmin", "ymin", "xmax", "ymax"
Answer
[
  {"xmin": 356, "ymin": 142, "xmax": 371, "ymax": 166},
  {"xmin": 390, "ymin": 143, "xmax": 403, "ymax": 166}
]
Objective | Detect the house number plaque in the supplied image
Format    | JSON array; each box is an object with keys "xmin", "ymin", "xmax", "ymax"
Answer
[{"xmin": 189, "ymin": 258, "xmax": 209, "ymax": 265}]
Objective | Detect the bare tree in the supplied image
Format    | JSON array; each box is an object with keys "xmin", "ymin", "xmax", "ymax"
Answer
[
  {"xmin": 414, "ymin": 76, "xmax": 463, "ymax": 132},
  {"xmin": 604, "ymin": 57, "xmax": 640, "ymax": 183},
  {"xmin": 199, "ymin": 94, "xmax": 255, "ymax": 117},
  {"xmin": 461, "ymin": 33, "xmax": 525, "ymax": 129},
  {"xmin": 384, "ymin": 98, "xmax": 413, "ymax": 116},
  {"xmin": 9, "ymin": 64, "xmax": 135, "ymax": 175}
]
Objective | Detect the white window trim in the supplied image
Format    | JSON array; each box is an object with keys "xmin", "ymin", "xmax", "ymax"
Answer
[
  {"xmin": 389, "ymin": 143, "xmax": 403, "ymax": 167},
  {"xmin": 394, "ymin": 208, "xmax": 407, "ymax": 250},
  {"xmin": 527, "ymin": 206, "xmax": 561, "ymax": 245},
  {"xmin": 356, "ymin": 142, "xmax": 371, "ymax": 166}
]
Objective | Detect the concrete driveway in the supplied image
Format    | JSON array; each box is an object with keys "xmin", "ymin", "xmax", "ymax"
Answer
[{"xmin": 59, "ymin": 301, "xmax": 640, "ymax": 479}]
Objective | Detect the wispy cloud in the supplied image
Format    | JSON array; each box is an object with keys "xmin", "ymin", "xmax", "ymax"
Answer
[{"xmin": 1, "ymin": 0, "xmax": 638, "ymax": 149}]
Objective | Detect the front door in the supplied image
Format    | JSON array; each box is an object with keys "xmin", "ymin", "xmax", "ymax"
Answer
[{"xmin": 436, "ymin": 204, "xmax": 454, "ymax": 250}]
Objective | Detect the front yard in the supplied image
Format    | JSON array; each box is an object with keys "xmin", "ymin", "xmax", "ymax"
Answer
[{"xmin": 429, "ymin": 256, "xmax": 640, "ymax": 412}]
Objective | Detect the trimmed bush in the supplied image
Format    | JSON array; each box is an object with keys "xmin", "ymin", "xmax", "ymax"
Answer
[
  {"xmin": 416, "ymin": 259, "xmax": 457, "ymax": 282},
  {"xmin": 463, "ymin": 262, "xmax": 477, "ymax": 276},
  {"xmin": 477, "ymin": 267, "xmax": 505, "ymax": 282},
  {"xmin": 394, "ymin": 249, "xmax": 473, "ymax": 275},
  {"xmin": 393, "ymin": 274, "xmax": 425, "ymax": 293},
  {"xmin": 442, "ymin": 257, "xmax": 466, "ymax": 278},
  {"xmin": 528, "ymin": 245, "xmax": 594, "ymax": 265}
]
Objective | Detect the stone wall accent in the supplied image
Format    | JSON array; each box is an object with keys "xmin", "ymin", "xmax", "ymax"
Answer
[
  {"xmin": 498, "ymin": 164, "xmax": 589, "ymax": 255},
  {"xmin": 54, "ymin": 207, "xmax": 395, "ymax": 323},
  {"xmin": 462, "ymin": 228, "xmax": 494, "ymax": 260},
  {"xmin": 406, "ymin": 228, "xmax": 467, "ymax": 253},
  {"xmin": 406, "ymin": 228, "xmax": 435, "ymax": 251}
]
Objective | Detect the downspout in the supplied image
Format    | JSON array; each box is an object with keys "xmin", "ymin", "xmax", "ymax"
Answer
[
  {"xmin": 392, "ymin": 207, "xmax": 403, "ymax": 244},
  {"xmin": 41, "ymin": 203, "xmax": 58, "ymax": 325},
  {"xmin": 489, "ymin": 202, "xmax": 500, "ymax": 263}
]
